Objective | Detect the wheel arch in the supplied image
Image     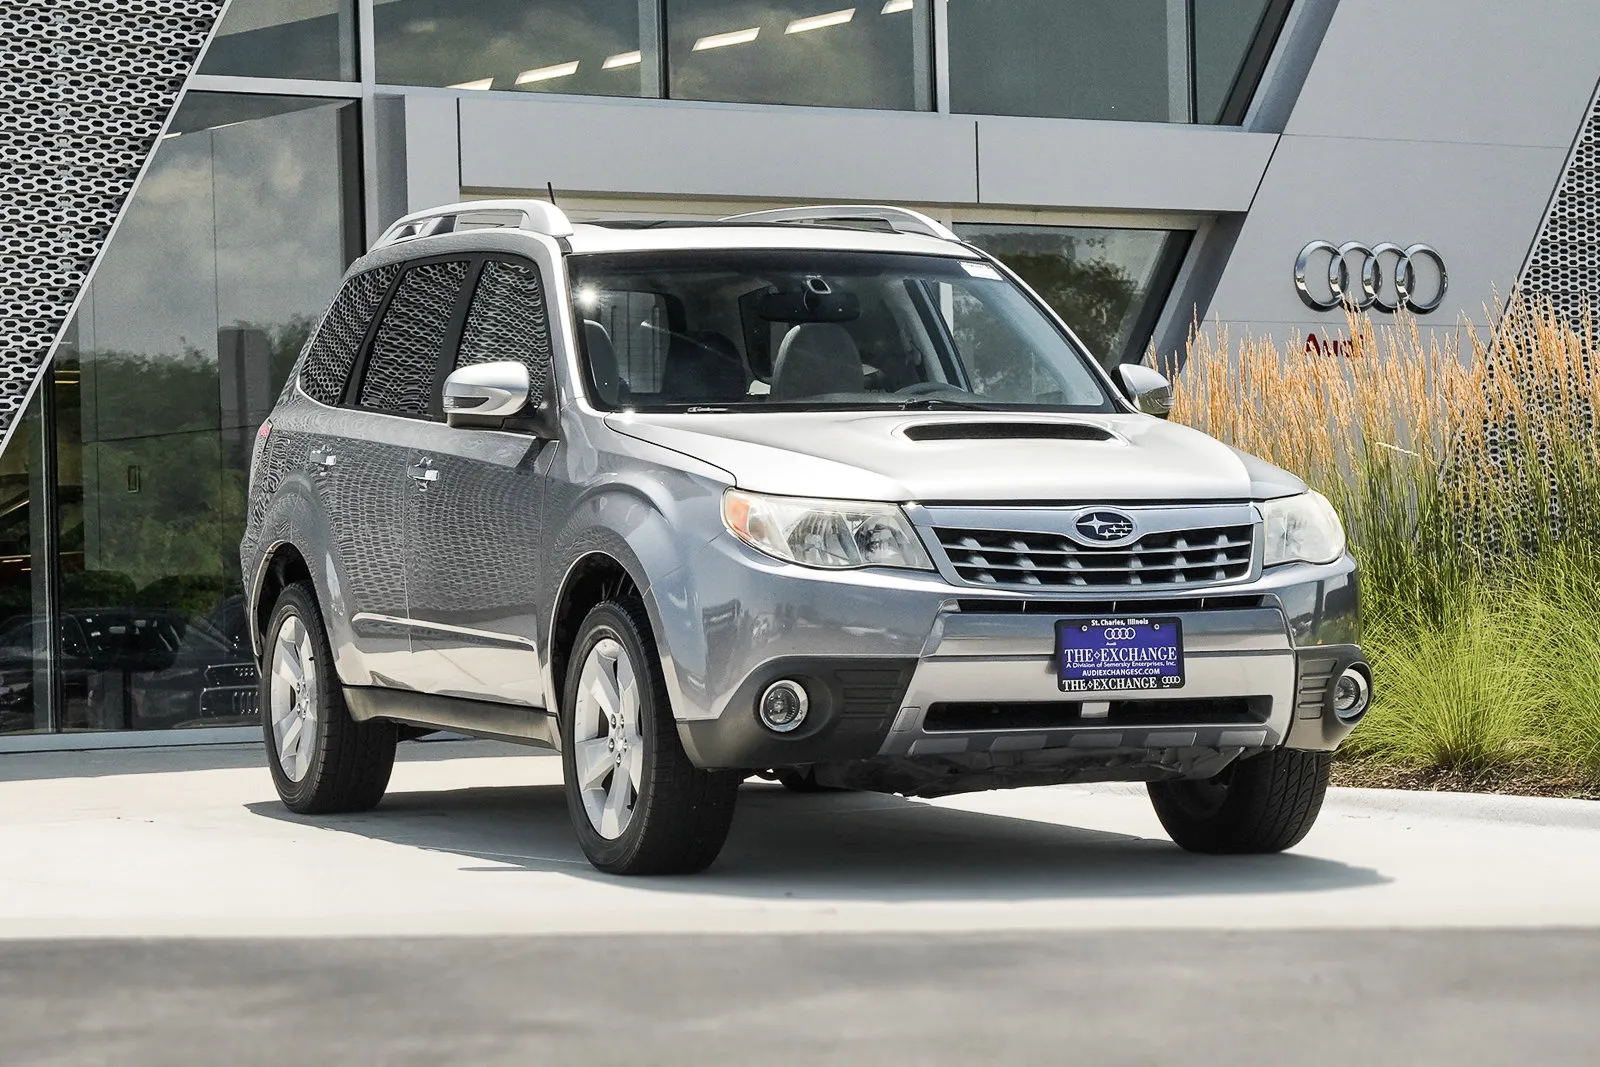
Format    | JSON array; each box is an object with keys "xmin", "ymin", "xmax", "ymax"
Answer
[
  {"xmin": 544, "ymin": 522, "xmax": 709, "ymax": 733},
  {"xmin": 250, "ymin": 541, "xmax": 314, "ymax": 664}
]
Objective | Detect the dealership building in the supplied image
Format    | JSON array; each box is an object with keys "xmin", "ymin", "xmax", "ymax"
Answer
[{"xmin": 0, "ymin": 0, "xmax": 1596, "ymax": 749}]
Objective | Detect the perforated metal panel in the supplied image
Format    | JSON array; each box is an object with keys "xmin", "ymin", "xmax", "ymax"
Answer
[
  {"xmin": 0, "ymin": 0, "xmax": 226, "ymax": 447},
  {"xmin": 1521, "ymin": 80, "xmax": 1600, "ymax": 322},
  {"xmin": 456, "ymin": 259, "xmax": 552, "ymax": 401},
  {"xmin": 359, "ymin": 260, "xmax": 469, "ymax": 417}
]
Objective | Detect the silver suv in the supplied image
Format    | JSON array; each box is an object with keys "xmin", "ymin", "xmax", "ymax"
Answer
[{"xmin": 242, "ymin": 202, "xmax": 1369, "ymax": 874}]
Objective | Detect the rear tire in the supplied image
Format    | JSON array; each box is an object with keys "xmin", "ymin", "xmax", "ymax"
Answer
[
  {"xmin": 262, "ymin": 582, "xmax": 396, "ymax": 814},
  {"xmin": 560, "ymin": 597, "xmax": 740, "ymax": 875},
  {"xmin": 1147, "ymin": 749, "xmax": 1331, "ymax": 854}
]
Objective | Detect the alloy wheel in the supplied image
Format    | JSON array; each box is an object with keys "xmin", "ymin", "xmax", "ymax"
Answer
[
  {"xmin": 571, "ymin": 637, "xmax": 644, "ymax": 839},
  {"xmin": 269, "ymin": 613, "xmax": 319, "ymax": 782}
]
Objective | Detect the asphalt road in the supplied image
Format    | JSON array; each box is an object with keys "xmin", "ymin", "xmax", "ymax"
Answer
[
  {"xmin": 1, "ymin": 740, "xmax": 1597, "ymax": 1065},
  {"xmin": 3, "ymin": 931, "xmax": 1597, "ymax": 1066}
]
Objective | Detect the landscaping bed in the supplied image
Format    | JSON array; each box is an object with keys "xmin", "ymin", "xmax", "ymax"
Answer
[{"xmin": 1175, "ymin": 296, "xmax": 1600, "ymax": 800}]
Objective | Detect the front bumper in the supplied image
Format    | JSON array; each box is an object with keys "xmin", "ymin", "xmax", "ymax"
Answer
[{"xmin": 673, "ymin": 534, "xmax": 1367, "ymax": 775}]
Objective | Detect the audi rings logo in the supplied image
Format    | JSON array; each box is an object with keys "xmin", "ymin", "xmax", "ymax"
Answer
[
  {"xmin": 1073, "ymin": 509, "xmax": 1138, "ymax": 546},
  {"xmin": 1294, "ymin": 241, "xmax": 1449, "ymax": 314}
]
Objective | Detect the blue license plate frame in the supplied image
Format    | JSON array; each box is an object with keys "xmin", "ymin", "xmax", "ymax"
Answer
[{"xmin": 1056, "ymin": 616, "xmax": 1185, "ymax": 693}]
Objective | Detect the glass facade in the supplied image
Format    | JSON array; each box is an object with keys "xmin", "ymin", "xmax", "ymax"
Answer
[
  {"xmin": 374, "ymin": 0, "xmax": 653, "ymax": 96},
  {"xmin": 957, "ymin": 224, "xmax": 1192, "ymax": 367},
  {"xmin": 947, "ymin": 0, "xmax": 1288, "ymax": 123},
  {"xmin": 199, "ymin": 0, "xmax": 358, "ymax": 82},
  {"xmin": 665, "ymin": 0, "xmax": 929, "ymax": 110},
  {"xmin": 0, "ymin": 93, "xmax": 361, "ymax": 735}
]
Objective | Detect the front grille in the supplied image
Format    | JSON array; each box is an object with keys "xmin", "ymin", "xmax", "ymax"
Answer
[{"xmin": 934, "ymin": 524, "xmax": 1255, "ymax": 589}]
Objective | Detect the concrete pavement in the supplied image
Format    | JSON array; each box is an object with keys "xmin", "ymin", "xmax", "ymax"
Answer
[
  {"xmin": 1, "ymin": 739, "xmax": 1597, "ymax": 938},
  {"xmin": 2, "ymin": 740, "xmax": 1597, "ymax": 1066}
]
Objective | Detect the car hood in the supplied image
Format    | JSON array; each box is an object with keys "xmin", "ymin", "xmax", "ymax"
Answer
[{"xmin": 605, "ymin": 410, "xmax": 1305, "ymax": 503}]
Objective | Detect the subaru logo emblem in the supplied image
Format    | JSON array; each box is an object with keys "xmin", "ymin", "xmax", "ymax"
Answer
[{"xmin": 1073, "ymin": 510, "xmax": 1137, "ymax": 545}]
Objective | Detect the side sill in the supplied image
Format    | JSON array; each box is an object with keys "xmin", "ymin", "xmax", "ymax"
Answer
[{"xmin": 344, "ymin": 686, "xmax": 556, "ymax": 749}]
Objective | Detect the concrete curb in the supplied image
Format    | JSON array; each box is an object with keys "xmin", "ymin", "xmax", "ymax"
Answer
[{"xmin": 1325, "ymin": 786, "xmax": 1600, "ymax": 831}]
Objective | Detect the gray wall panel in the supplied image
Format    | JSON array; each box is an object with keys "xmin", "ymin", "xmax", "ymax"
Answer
[
  {"xmin": 1192, "ymin": 0, "xmax": 1600, "ymax": 354},
  {"xmin": 975, "ymin": 117, "xmax": 1277, "ymax": 213},
  {"xmin": 458, "ymin": 97, "xmax": 978, "ymax": 203},
  {"xmin": 1286, "ymin": 0, "xmax": 1600, "ymax": 147},
  {"xmin": 1207, "ymin": 137, "xmax": 1568, "ymax": 334}
]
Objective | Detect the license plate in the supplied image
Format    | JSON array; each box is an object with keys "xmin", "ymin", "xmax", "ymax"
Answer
[{"xmin": 1056, "ymin": 616, "xmax": 1184, "ymax": 693}]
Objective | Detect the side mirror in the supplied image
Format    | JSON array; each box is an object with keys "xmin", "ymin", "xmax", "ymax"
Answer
[
  {"xmin": 443, "ymin": 361, "xmax": 531, "ymax": 428},
  {"xmin": 1116, "ymin": 364, "xmax": 1174, "ymax": 419}
]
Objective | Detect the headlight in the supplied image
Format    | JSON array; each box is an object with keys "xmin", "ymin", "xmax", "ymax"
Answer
[
  {"xmin": 722, "ymin": 489, "xmax": 934, "ymax": 571},
  {"xmin": 1260, "ymin": 490, "xmax": 1346, "ymax": 566}
]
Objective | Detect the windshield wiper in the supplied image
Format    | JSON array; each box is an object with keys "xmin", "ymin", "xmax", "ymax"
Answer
[{"xmin": 892, "ymin": 396, "xmax": 1000, "ymax": 412}]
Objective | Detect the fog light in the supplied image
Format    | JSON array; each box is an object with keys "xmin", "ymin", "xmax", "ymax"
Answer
[
  {"xmin": 758, "ymin": 680, "xmax": 809, "ymax": 733},
  {"xmin": 1332, "ymin": 667, "xmax": 1371, "ymax": 722}
]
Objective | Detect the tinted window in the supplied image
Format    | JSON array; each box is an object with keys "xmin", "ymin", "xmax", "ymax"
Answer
[
  {"xmin": 457, "ymin": 260, "xmax": 552, "ymax": 399},
  {"xmin": 301, "ymin": 265, "xmax": 399, "ymax": 405},
  {"xmin": 375, "ymin": 0, "xmax": 650, "ymax": 96},
  {"xmin": 359, "ymin": 261, "xmax": 470, "ymax": 417},
  {"xmin": 198, "ymin": 0, "xmax": 357, "ymax": 81},
  {"xmin": 665, "ymin": 0, "xmax": 929, "ymax": 110}
]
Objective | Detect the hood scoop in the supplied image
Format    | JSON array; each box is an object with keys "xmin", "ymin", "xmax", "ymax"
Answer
[{"xmin": 901, "ymin": 421, "xmax": 1115, "ymax": 443}]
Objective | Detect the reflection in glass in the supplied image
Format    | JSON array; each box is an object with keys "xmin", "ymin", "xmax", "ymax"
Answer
[
  {"xmin": 198, "ymin": 0, "xmax": 357, "ymax": 81},
  {"xmin": 0, "ymin": 392, "xmax": 50, "ymax": 734},
  {"xmin": 374, "ymin": 0, "xmax": 651, "ymax": 97},
  {"xmin": 49, "ymin": 93, "xmax": 358, "ymax": 732},
  {"xmin": 949, "ymin": 0, "xmax": 1179, "ymax": 122},
  {"xmin": 956, "ymin": 224, "xmax": 1191, "ymax": 368},
  {"xmin": 1194, "ymin": 0, "xmax": 1276, "ymax": 124},
  {"xmin": 666, "ymin": 0, "xmax": 928, "ymax": 109}
]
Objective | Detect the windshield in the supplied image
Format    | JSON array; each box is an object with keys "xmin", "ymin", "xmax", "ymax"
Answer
[{"xmin": 568, "ymin": 250, "xmax": 1117, "ymax": 413}]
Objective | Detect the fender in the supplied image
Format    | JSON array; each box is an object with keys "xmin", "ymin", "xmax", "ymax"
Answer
[{"xmin": 542, "ymin": 470, "xmax": 728, "ymax": 727}]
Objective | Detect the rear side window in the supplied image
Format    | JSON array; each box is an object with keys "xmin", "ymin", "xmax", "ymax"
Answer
[
  {"xmin": 456, "ymin": 259, "xmax": 552, "ymax": 399},
  {"xmin": 299, "ymin": 265, "xmax": 399, "ymax": 405},
  {"xmin": 359, "ymin": 260, "xmax": 470, "ymax": 417}
]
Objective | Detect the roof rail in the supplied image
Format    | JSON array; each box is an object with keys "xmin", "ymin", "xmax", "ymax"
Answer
[
  {"xmin": 719, "ymin": 205, "xmax": 961, "ymax": 242},
  {"xmin": 373, "ymin": 199, "xmax": 575, "ymax": 249}
]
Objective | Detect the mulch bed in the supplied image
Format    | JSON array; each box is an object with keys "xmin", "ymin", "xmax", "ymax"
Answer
[{"xmin": 1332, "ymin": 761, "xmax": 1600, "ymax": 801}]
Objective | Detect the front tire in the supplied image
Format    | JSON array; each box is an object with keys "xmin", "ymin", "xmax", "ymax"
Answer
[
  {"xmin": 1147, "ymin": 749, "xmax": 1331, "ymax": 854},
  {"xmin": 560, "ymin": 597, "xmax": 740, "ymax": 875},
  {"xmin": 262, "ymin": 582, "xmax": 396, "ymax": 814}
]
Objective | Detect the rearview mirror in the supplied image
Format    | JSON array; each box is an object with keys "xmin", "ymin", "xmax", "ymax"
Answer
[
  {"xmin": 443, "ymin": 361, "xmax": 531, "ymax": 427},
  {"xmin": 1116, "ymin": 364, "xmax": 1174, "ymax": 419}
]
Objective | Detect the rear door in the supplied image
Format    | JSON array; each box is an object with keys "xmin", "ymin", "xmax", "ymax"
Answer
[
  {"xmin": 342, "ymin": 256, "xmax": 474, "ymax": 691},
  {"xmin": 293, "ymin": 265, "xmax": 418, "ymax": 686},
  {"xmin": 402, "ymin": 257, "xmax": 555, "ymax": 707}
]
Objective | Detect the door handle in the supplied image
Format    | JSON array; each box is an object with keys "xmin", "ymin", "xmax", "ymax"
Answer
[
  {"xmin": 308, "ymin": 448, "xmax": 337, "ymax": 469},
  {"xmin": 407, "ymin": 463, "xmax": 440, "ymax": 483}
]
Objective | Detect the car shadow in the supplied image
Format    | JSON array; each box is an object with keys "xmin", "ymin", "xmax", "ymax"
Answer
[{"xmin": 245, "ymin": 779, "xmax": 1387, "ymax": 903}]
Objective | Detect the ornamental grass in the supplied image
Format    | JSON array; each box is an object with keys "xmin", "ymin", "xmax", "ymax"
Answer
[{"xmin": 1172, "ymin": 295, "xmax": 1600, "ymax": 791}]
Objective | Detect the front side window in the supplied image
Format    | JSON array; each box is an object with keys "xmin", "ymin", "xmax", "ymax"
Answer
[
  {"xmin": 568, "ymin": 250, "xmax": 1116, "ymax": 413},
  {"xmin": 457, "ymin": 260, "xmax": 553, "ymax": 402}
]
